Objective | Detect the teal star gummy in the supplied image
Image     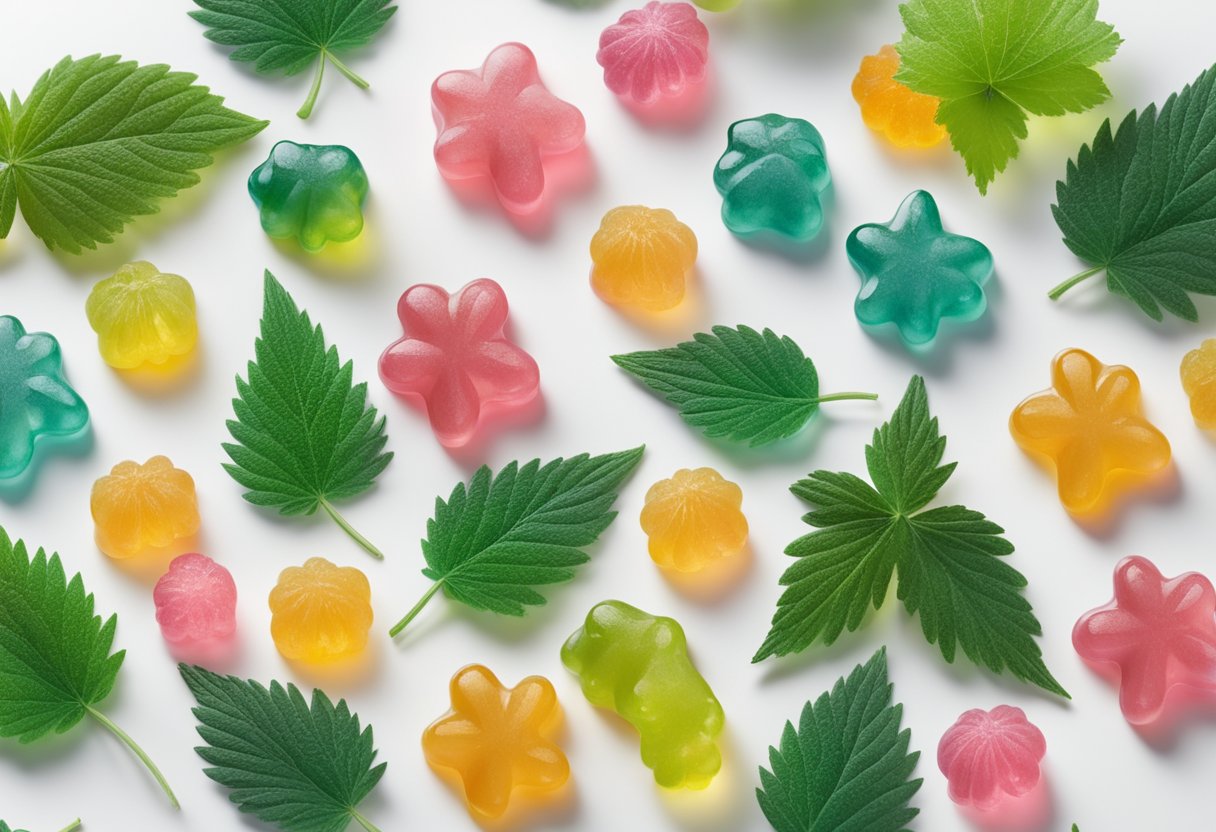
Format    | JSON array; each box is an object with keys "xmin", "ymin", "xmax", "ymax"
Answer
[
  {"xmin": 713, "ymin": 113, "xmax": 831, "ymax": 242},
  {"xmin": 248, "ymin": 141, "xmax": 369, "ymax": 252},
  {"xmin": 0, "ymin": 316, "xmax": 89, "ymax": 480},
  {"xmin": 846, "ymin": 190, "xmax": 993, "ymax": 348}
]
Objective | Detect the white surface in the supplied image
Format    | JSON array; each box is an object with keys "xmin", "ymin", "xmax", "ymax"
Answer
[{"xmin": 1, "ymin": 1, "xmax": 1215, "ymax": 830}]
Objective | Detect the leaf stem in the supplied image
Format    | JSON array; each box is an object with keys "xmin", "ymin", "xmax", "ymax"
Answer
[
  {"xmin": 297, "ymin": 55, "xmax": 327, "ymax": 119},
  {"xmin": 86, "ymin": 707, "xmax": 179, "ymax": 809},
  {"xmin": 325, "ymin": 50, "xmax": 371, "ymax": 89},
  {"xmin": 1047, "ymin": 265, "xmax": 1106, "ymax": 300},
  {"xmin": 389, "ymin": 581, "xmax": 445, "ymax": 638},
  {"xmin": 58, "ymin": 821, "xmax": 82, "ymax": 832},
  {"xmin": 320, "ymin": 499, "xmax": 384, "ymax": 560},
  {"xmin": 815, "ymin": 391, "xmax": 879, "ymax": 403},
  {"xmin": 350, "ymin": 808, "xmax": 382, "ymax": 832}
]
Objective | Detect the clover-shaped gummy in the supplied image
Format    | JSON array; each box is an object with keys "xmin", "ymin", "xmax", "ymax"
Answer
[
  {"xmin": 590, "ymin": 205, "xmax": 698, "ymax": 313},
  {"xmin": 85, "ymin": 261, "xmax": 198, "ymax": 369},
  {"xmin": 269, "ymin": 557, "xmax": 372, "ymax": 664},
  {"xmin": 248, "ymin": 141, "xmax": 369, "ymax": 252},
  {"xmin": 90, "ymin": 456, "xmax": 200, "ymax": 559}
]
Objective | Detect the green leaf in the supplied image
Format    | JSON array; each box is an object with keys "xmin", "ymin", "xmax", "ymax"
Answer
[
  {"xmin": 0, "ymin": 54, "xmax": 266, "ymax": 253},
  {"xmin": 756, "ymin": 648, "xmax": 922, "ymax": 832},
  {"xmin": 895, "ymin": 0, "xmax": 1120, "ymax": 194},
  {"xmin": 0, "ymin": 528, "xmax": 178, "ymax": 807},
  {"xmin": 753, "ymin": 377, "xmax": 1068, "ymax": 698},
  {"xmin": 611, "ymin": 325, "xmax": 876, "ymax": 447},
  {"xmin": 1049, "ymin": 63, "xmax": 1216, "ymax": 321},
  {"xmin": 190, "ymin": 0, "xmax": 397, "ymax": 119},
  {"xmin": 223, "ymin": 271, "xmax": 392, "ymax": 559},
  {"xmin": 180, "ymin": 664, "xmax": 386, "ymax": 832},
  {"xmin": 389, "ymin": 447, "xmax": 645, "ymax": 638},
  {"xmin": 0, "ymin": 822, "xmax": 80, "ymax": 832}
]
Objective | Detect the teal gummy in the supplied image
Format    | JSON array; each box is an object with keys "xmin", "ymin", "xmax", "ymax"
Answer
[
  {"xmin": 846, "ymin": 190, "xmax": 993, "ymax": 348},
  {"xmin": 713, "ymin": 113, "xmax": 831, "ymax": 242},
  {"xmin": 248, "ymin": 141, "xmax": 369, "ymax": 253}
]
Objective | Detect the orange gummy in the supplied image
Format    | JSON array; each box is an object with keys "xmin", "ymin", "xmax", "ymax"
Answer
[
  {"xmin": 90, "ymin": 456, "xmax": 199, "ymax": 558},
  {"xmin": 852, "ymin": 45, "xmax": 946, "ymax": 149},
  {"xmin": 640, "ymin": 467, "xmax": 748, "ymax": 571},
  {"xmin": 269, "ymin": 557, "xmax": 372, "ymax": 663},
  {"xmin": 590, "ymin": 205, "xmax": 697, "ymax": 313},
  {"xmin": 1181, "ymin": 339, "xmax": 1216, "ymax": 429}
]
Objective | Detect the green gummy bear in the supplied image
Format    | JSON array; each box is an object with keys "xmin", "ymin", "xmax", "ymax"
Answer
[
  {"xmin": 248, "ymin": 141, "xmax": 369, "ymax": 253},
  {"xmin": 0, "ymin": 316, "xmax": 89, "ymax": 480},
  {"xmin": 561, "ymin": 600, "xmax": 724, "ymax": 789},
  {"xmin": 847, "ymin": 190, "xmax": 993, "ymax": 348},
  {"xmin": 713, "ymin": 113, "xmax": 831, "ymax": 242}
]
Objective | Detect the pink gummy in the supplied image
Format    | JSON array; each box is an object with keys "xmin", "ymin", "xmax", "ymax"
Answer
[
  {"xmin": 597, "ymin": 2, "xmax": 710, "ymax": 106},
  {"xmin": 1073, "ymin": 555, "xmax": 1216, "ymax": 726},
  {"xmin": 153, "ymin": 553, "xmax": 237, "ymax": 647},
  {"xmin": 938, "ymin": 706, "xmax": 1046, "ymax": 810},
  {"xmin": 378, "ymin": 278, "xmax": 540, "ymax": 448},
  {"xmin": 432, "ymin": 42, "xmax": 586, "ymax": 215}
]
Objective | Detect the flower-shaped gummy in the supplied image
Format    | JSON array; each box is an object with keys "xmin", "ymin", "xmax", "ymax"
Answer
[
  {"xmin": 269, "ymin": 556, "xmax": 372, "ymax": 664},
  {"xmin": 153, "ymin": 553, "xmax": 237, "ymax": 648},
  {"xmin": 938, "ymin": 705, "xmax": 1046, "ymax": 809},
  {"xmin": 597, "ymin": 3, "xmax": 709, "ymax": 106},
  {"xmin": 91, "ymin": 456, "xmax": 200, "ymax": 558},
  {"xmin": 852, "ymin": 45, "xmax": 946, "ymax": 148},
  {"xmin": 640, "ymin": 467, "xmax": 747, "ymax": 571},
  {"xmin": 85, "ymin": 261, "xmax": 198, "ymax": 369},
  {"xmin": 1180, "ymin": 339, "xmax": 1216, "ymax": 428},
  {"xmin": 248, "ymin": 141, "xmax": 369, "ymax": 252},
  {"xmin": 591, "ymin": 206, "xmax": 698, "ymax": 313}
]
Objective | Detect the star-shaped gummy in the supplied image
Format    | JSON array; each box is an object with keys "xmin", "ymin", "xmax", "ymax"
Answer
[
  {"xmin": 422, "ymin": 664, "xmax": 569, "ymax": 819},
  {"xmin": 0, "ymin": 316, "xmax": 89, "ymax": 480},
  {"xmin": 1009, "ymin": 348, "xmax": 1170, "ymax": 516},
  {"xmin": 1073, "ymin": 556, "xmax": 1216, "ymax": 726},
  {"xmin": 247, "ymin": 141, "xmax": 369, "ymax": 252},
  {"xmin": 432, "ymin": 42, "xmax": 586, "ymax": 214},
  {"xmin": 378, "ymin": 278, "xmax": 539, "ymax": 448},
  {"xmin": 846, "ymin": 190, "xmax": 993, "ymax": 347}
]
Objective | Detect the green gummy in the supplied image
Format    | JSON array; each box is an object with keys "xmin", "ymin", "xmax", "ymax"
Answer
[{"xmin": 248, "ymin": 141, "xmax": 369, "ymax": 253}]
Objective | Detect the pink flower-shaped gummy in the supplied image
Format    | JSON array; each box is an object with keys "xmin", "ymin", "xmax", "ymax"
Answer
[
  {"xmin": 937, "ymin": 706, "xmax": 1046, "ymax": 810},
  {"xmin": 432, "ymin": 42, "xmax": 586, "ymax": 214},
  {"xmin": 153, "ymin": 553, "xmax": 237, "ymax": 648},
  {"xmin": 1073, "ymin": 555, "xmax": 1216, "ymax": 725},
  {"xmin": 379, "ymin": 279, "xmax": 540, "ymax": 448},
  {"xmin": 597, "ymin": 2, "xmax": 709, "ymax": 106}
]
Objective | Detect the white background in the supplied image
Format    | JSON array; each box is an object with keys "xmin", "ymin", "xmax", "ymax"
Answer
[{"xmin": 2, "ymin": 0, "xmax": 1215, "ymax": 830}]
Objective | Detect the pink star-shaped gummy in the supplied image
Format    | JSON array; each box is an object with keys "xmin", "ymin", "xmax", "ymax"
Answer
[
  {"xmin": 378, "ymin": 278, "xmax": 539, "ymax": 448},
  {"xmin": 432, "ymin": 42, "xmax": 586, "ymax": 215},
  {"xmin": 1073, "ymin": 555, "xmax": 1216, "ymax": 725}
]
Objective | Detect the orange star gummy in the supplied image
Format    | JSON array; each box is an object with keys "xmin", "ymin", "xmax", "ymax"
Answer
[
  {"xmin": 90, "ymin": 456, "xmax": 199, "ymax": 558},
  {"xmin": 590, "ymin": 205, "xmax": 697, "ymax": 313},
  {"xmin": 1010, "ymin": 348, "xmax": 1171, "ymax": 516},
  {"xmin": 269, "ymin": 557, "xmax": 372, "ymax": 663},
  {"xmin": 1181, "ymin": 339, "xmax": 1216, "ymax": 429},
  {"xmin": 851, "ymin": 45, "xmax": 946, "ymax": 149},
  {"xmin": 423, "ymin": 664, "xmax": 569, "ymax": 819},
  {"xmin": 640, "ymin": 467, "xmax": 748, "ymax": 571}
]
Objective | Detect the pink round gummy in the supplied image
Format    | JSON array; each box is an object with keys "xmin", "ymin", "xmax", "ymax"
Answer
[
  {"xmin": 378, "ymin": 278, "xmax": 540, "ymax": 448},
  {"xmin": 153, "ymin": 553, "xmax": 237, "ymax": 647},
  {"xmin": 597, "ymin": 2, "xmax": 710, "ymax": 106},
  {"xmin": 938, "ymin": 706, "xmax": 1046, "ymax": 810}
]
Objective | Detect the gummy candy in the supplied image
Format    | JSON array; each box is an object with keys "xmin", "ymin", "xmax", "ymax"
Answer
[
  {"xmin": 938, "ymin": 706, "xmax": 1046, "ymax": 809},
  {"xmin": 597, "ymin": 3, "xmax": 709, "ymax": 107},
  {"xmin": 423, "ymin": 664, "xmax": 569, "ymax": 819},
  {"xmin": 561, "ymin": 600, "xmax": 724, "ymax": 789},
  {"xmin": 590, "ymin": 206, "xmax": 698, "ymax": 313},
  {"xmin": 1180, "ymin": 339, "xmax": 1216, "ymax": 428},
  {"xmin": 432, "ymin": 43, "xmax": 586, "ymax": 214},
  {"xmin": 153, "ymin": 553, "xmax": 237, "ymax": 648},
  {"xmin": 269, "ymin": 556, "xmax": 372, "ymax": 664},
  {"xmin": 1009, "ymin": 349, "xmax": 1171, "ymax": 516},
  {"xmin": 379, "ymin": 278, "xmax": 539, "ymax": 448},
  {"xmin": 640, "ymin": 467, "xmax": 747, "ymax": 571},
  {"xmin": 693, "ymin": 0, "xmax": 738, "ymax": 9},
  {"xmin": 846, "ymin": 190, "xmax": 993, "ymax": 347},
  {"xmin": 713, "ymin": 114, "xmax": 831, "ymax": 242},
  {"xmin": 851, "ymin": 45, "xmax": 946, "ymax": 149},
  {"xmin": 1074, "ymin": 556, "xmax": 1216, "ymax": 726},
  {"xmin": 247, "ymin": 141, "xmax": 369, "ymax": 252},
  {"xmin": 0, "ymin": 317, "xmax": 89, "ymax": 481},
  {"xmin": 90, "ymin": 456, "xmax": 199, "ymax": 559},
  {"xmin": 85, "ymin": 262, "xmax": 198, "ymax": 369}
]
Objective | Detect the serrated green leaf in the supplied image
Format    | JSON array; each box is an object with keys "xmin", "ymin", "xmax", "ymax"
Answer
[
  {"xmin": 756, "ymin": 648, "xmax": 922, "ymax": 832},
  {"xmin": 0, "ymin": 54, "xmax": 266, "ymax": 252},
  {"xmin": 223, "ymin": 271, "xmax": 392, "ymax": 559},
  {"xmin": 895, "ymin": 0, "xmax": 1120, "ymax": 194},
  {"xmin": 389, "ymin": 447, "xmax": 644, "ymax": 638},
  {"xmin": 1049, "ymin": 63, "xmax": 1216, "ymax": 321},
  {"xmin": 190, "ymin": 0, "xmax": 397, "ymax": 118},
  {"xmin": 611, "ymin": 325, "xmax": 876, "ymax": 447},
  {"xmin": 753, "ymin": 377, "xmax": 1068, "ymax": 698},
  {"xmin": 180, "ymin": 664, "xmax": 386, "ymax": 832}
]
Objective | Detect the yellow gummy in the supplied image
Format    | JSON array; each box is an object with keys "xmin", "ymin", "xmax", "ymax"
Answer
[
  {"xmin": 1181, "ymin": 339, "xmax": 1216, "ymax": 429},
  {"xmin": 852, "ymin": 45, "xmax": 947, "ymax": 149},
  {"xmin": 640, "ymin": 468, "xmax": 748, "ymax": 572},
  {"xmin": 90, "ymin": 456, "xmax": 200, "ymax": 559},
  {"xmin": 590, "ymin": 205, "xmax": 697, "ymax": 313},
  {"xmin": 269, "ymin": 557, "xmax": 372, "ymax": 664},
  {"xmin": 85, "ymin": 261, "xmax": 198, "ymax": 370}
]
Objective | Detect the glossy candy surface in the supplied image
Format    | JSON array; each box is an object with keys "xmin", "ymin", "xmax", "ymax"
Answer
[
  {"xmin": 379, "ymin": 278, "xmax": 539, "ymax": 448},
  {"xmin": 938, "ymin": 706, "xmax": 1046, "ymax": 809},
  {"xmin": 91, "ymin": 456, "xmax": 199, "ymax": 559},
  {"xmin": 1180, "ymin": 339, "xmax": 1216, "ymax": 428},
  {"xmin": 269, "ymin": 556, "xmax": 372, "ymax": 663},
  {"xmin": 1009, "ymin": 349, "xmax": 1171, "ymax": 516},
  {"xmin": 597, "ymin": 3, "xmax": 709, "ymax": 106},
  {"xmin": 248, "ymin": 141, "xmax": 369, "ymax": 252},
  {"xmin": 85, "ymin": 261, "xmax": 198, "ymax": 369},
  {"xmin": 153, "ymin": 553, "xmax": 237, "ymax": 648},
  {"xmin": 423, "ymin": 664, "xmax": 569, "ymax": 819},
  {"xmin": 590, "ymin": 206, "xmax": 697, "ymax": 313},
  {"xmin": 561, "ymin": 600, "xmax": 723, "ymax": 789},
  {"xmin": 847, "ymin": 190, "xmax": 993, "ymax": 347},
  {"xmin": 640, "ymin": 467, "xmax": 747, "ymax": 571},
  {"xmin": 852, "ymin": 45, "xmax": 946, "ymax": 148}
]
